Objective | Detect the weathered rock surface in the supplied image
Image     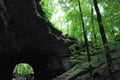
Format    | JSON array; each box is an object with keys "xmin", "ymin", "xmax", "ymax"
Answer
[{"xmin": 0, "ymin": 0, "xmax": 73, "ymax": 80}]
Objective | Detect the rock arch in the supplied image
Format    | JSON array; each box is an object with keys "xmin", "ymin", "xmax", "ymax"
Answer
[{"xmin": 0, "ymin": 0, "xmax": 73, "ymax": 80}]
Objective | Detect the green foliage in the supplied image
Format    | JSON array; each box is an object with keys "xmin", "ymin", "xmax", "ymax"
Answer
[
  {"xmin": 69, "ymin": 42, "xmax": 101, "ymax": 64},
  {"xmin": 13, "ymin": 63, "xmax": 34, "ymax": 76},
  {"xmin": 40, "ymin": 0, "xmax": 120, "ymax": 42},
  {"xmin": 40, "ymin": 0, "xmax": 120, "ymax": 78}
]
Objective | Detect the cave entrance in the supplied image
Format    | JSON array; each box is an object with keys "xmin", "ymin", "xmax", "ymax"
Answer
[{"xmin": 12, "ymin": 63, "xmax": 35, "ymax": 80}]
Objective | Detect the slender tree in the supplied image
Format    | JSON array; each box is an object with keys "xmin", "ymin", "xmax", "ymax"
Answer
[
  {"xmin": 91, "ymin": 6, "xmax": 97, "ymax": 43},
  {"xmin": 93, "ymin": 0, "xmax": 113, "ymax": 79},
  {"xmin": 78, "ymin": 0, "xmax": 92, "ymax": 79}
]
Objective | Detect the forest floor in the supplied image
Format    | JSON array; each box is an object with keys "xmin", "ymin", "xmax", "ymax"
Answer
[
  {"xmin": 53, "ymin": 42, "xmax": 120, "ymax": 80},
  {"xmin": 12, "ymin": 74, "xmax": 34, "ymax": 80},
  {"xmin": 75, "ymin": 47, "xmax": 120, "ymax": 80}
]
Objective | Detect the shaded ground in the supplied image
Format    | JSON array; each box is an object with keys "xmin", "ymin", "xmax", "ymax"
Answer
[
  {"xmin": 53, "ymin": 42, "xmax": 120, "ymax": 80},
  {"xmin": 12, "ymin": 74, "xmax": 34, "ymax": 80}
]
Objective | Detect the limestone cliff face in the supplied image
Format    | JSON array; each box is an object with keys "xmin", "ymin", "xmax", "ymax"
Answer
[{"xmin": 0, "ymin": 0, "xmax": 72, "ymax": 80}]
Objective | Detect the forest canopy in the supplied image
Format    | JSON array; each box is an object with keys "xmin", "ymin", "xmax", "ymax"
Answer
[{"xmin": 40, "ymin": 0, "xmax": 120, "ymax": 42}]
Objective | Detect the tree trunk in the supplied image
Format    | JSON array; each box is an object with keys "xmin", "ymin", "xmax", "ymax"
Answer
[
  {"xmin": 93, "ymin": 0, "xmax": 113, "ymax": 79},
  {"xmin": 91, "ymin": 6, "xmax": 97, "ymax": 43},
  {"xmin": 78, "ymin": 0, "xmax": 92, "ymax": 79}
]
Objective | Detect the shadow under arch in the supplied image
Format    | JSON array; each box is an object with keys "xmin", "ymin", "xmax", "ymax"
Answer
[{"xmin": 12, "ymin": 63, "xmax": 35, "ymax": 80}]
